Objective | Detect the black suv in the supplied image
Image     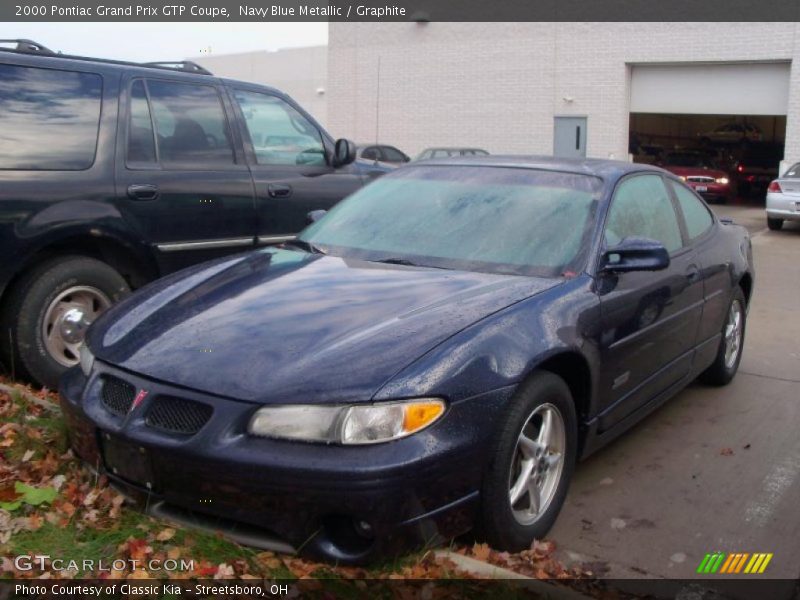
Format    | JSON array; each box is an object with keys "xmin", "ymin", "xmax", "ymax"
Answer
[{"xmin": 0, "ymin": 39, "xmax": 374, "ymax": 389}]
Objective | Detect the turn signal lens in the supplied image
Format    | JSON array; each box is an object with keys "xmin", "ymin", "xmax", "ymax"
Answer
[
  {"xmin": 403, "ymin": 401, "xmax": 445, "ymax": 434},
  {"xmin": 767, "ymin": 180, "xmax": 782, "ymax": 193}
]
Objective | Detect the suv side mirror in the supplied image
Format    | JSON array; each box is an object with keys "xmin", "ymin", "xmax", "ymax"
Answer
[
  {"xmin": 332, "ymin": 138, "xmax": 357, "ymax": 168},
  {"xmin": 601, "ymin": 237, "xmax": 670, "ymax": 273},
  {"xmin": 306, "ymin": 209, "xmax": 327, "ymax": 225}
]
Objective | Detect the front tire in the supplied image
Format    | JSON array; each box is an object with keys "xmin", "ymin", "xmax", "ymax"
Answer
[
  {"xmin": 477, "ymin": 372, "xmax": 577, "ymax": 551},
  {"xmin": 767, "ymin": 217, "xmax": 784, "ymax": 231},
  {"xmin": 700, "ymin": 287, "xmax": 746, "ymax": 386},
  {"xmin": 0, "ymin": 256, "xmax": 129, "ymax": 389}
]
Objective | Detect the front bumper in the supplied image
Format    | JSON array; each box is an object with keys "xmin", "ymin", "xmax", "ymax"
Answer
[
  {"xmin": 686, "ymin": 182, "xmax": 731, "ymax": 202},
  {"xmin": 59, "ymin": 364, "xmax": 513, "ymax": 563}
]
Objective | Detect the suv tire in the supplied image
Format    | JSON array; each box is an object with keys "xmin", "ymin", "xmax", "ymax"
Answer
[{"xmin": 0, "ymin": 256, "xmax": 129, "ymax": 389}]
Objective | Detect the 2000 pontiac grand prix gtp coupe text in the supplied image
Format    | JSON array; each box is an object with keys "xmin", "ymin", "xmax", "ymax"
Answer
[{"xmin": 60, "ymin": 157, "xmax": 754, "ymax": 563}]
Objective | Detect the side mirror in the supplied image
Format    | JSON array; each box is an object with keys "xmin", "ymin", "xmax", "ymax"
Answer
[
  {"xmin": 306, "ymin": 209, "xmax": 327, "ymax": 225},
  {"xmin": 601, "ymin": 237, "xmax": 670, "ymax": 273},
  {"xmin": 332, "ymin": 138, "xmax": 357, "ymax": 168}
]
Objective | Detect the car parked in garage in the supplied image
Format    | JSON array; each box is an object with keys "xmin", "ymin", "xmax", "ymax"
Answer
[
  {"xmin": 660, "ymin": 151, "xmax": 733, "ymax": 203},
  {"xmin": 766, "ymin": 161, "xmax": 800, "ymax": 230},
  {"xmin": 0, "ymin": 39, "xmax": 374, "ymax": 390},
  {"xmin": 61, "ymin": 156, "xmax": 754, "ymax": 563},
  {"xmin": 734, "ymin": 143, "xmax": 783, "ymax": 197},
  {"xmin": 698, "ymin": 122, "xmax": 762, "ymax": 145}
]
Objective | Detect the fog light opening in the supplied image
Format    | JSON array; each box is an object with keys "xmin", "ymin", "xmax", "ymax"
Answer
[{"xmin": 321, "ymin": 515, "xmax": 376, "ymax": 556}]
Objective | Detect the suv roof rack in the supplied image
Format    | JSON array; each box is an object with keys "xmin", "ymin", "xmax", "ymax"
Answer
[
  {"xmin": 142, "ymin": 61, "xmax": 213, "ymax": 75},
  {"xmin": 0, "ymin": 39, "xmax": 213, "ymax": 76},
  {"xmin": 0, "ymin": 39, "xmax": 55, "ymax": 55}
]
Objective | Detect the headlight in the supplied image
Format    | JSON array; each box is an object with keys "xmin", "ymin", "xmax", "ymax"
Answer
[
  {"xmin": 716, "ymin": 177, "xmax": 729, "ymax": 184},
  {"xmin": 248, "ymin": 399, "xmax": 445, "ymax": 445},
  {"xmin": 79, "ymin": 344, "xmax": 95, "ymax": 377}
]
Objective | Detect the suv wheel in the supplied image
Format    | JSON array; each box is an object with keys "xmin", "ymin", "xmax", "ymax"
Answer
[
  {"xmin": 477, "ymin": 372, "xmax": 577, "ymax": 551},
  {"xmin": 1, "ymin": 256, "xmax": 129, "ymax": 389}
]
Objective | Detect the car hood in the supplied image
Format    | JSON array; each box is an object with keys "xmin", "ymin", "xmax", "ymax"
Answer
[
  {"xmin": 664, "ymin": 165, "xmax": 728, "ymax": 179},
  {"xmin": 88, "ymin": 249, "xmax": 559, "ymax": 404}
]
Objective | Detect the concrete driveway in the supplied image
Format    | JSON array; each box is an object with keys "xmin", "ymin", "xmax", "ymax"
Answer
[{"xmin": 550, "ymin": 204, "xmax": 800, "ymax": 591}]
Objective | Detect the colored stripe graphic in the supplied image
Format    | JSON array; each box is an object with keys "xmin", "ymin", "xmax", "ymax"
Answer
[{"xmin": 699, "ymin": 552, "xmax": 773, "ymax": 574}]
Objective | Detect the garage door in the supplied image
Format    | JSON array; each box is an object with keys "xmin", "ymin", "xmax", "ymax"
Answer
[{"xmin": 630, "ymin": 63, "xmax": 790, "ymax": 115}]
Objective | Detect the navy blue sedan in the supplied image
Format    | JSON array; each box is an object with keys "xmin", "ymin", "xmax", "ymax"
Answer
[{"xmin": 60, "ymin": 157, "xmax": 754, "ymax": 563}]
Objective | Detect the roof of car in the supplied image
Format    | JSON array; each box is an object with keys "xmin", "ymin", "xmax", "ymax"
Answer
[{"xmin": 415, "ymin": 155, "xmax": 666, "ymax": 179}]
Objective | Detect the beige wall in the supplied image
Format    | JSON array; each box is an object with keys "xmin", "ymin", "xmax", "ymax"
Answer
[
  {"xmin": 193, "ymin": 46, "xmax": 328, "ymax": 126},
  {"xmin": 327, "ymin": 23, "xmax": 800, "ymax": 163}
]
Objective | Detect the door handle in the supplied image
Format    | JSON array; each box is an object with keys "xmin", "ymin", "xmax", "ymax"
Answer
[
  {"xmin": 686, "ymin": 265, "xmax": 701, "ymax": 282},
  {"xmin": 268, "ymin": 184, "xmax": 292, "ymax": 198},
  {"xmin": 127, "ymin": 184, "xmax": 159, "ymax": 201}
]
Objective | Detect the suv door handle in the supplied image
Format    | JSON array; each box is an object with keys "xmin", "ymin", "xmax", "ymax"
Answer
[
  {"xmin": 268, "ymin": 184, "xmax": 292, "ymax": 198},
  {"xmin": 127, "ymin": 184, "xmax": 159, "ymax": 201}
]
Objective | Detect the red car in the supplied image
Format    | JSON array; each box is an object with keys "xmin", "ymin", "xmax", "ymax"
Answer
[{"xmin": 661, "ymin": 152, "xmax": 733, "ymax": 204}]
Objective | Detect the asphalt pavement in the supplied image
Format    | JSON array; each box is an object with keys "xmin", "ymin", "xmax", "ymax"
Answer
[{"xmin": 549, "ymin": 203, "xmax": 800, "ymax": 593}]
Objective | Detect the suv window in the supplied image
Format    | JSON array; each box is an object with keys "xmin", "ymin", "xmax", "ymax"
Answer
[
  {"xmin": 127, "ymin": 80, "xmax": 156, "ymax": 164},
  {"xmin": 234, "ymin": 90, "xmax": 325, "ymax": 167},
  {"xmin": 606, "ymin": 175, "xmax": 683, "ymax": 252},
  {"xmin": 146, "ymin": 79, "xmax": 234, "ymax": 167},
  {"xmin": 671, "ymin": 181, "xmax": 713, "ymax": 240},
  {"xmin": 0, "ymin": 64, "xmax": 102, "ymax": 170}
]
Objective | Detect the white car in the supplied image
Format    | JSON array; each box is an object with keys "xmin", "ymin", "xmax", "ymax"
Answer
[{"xmin": 766, "ymin": 161, "xmax": 800, "ymax": 230}]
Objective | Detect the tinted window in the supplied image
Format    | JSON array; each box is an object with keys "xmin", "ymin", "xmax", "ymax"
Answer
[
  {"xmin": 0, "ymin": 64, "xmax": 102, "ymax": 170},
  {"xmin": 381, "ymin": 146, "xmax": 406, "ymax": 162},
  {"xmin": 783, "ymin": 162, "xmax": 800, "ymax": 178},
  {"xmin": 671, "ymin": 182, "xmax": 713, "ymax": 240},
  {"xmin": 300, "ymin": 166, "xmax": 602, "ymax": 277},
  {"xmin": 361, "ymin": 146, "xmax": 380, "ymax": 160},
  {"xmin": 606, "ymin": 175, "xmax": 682, "ymax": 252},
  {"xmin": 234, "ymin": 90, "xmax": 325, "ymax": 166},
  {"xmin": 147, "ymin": 80, "xmax": 234, "ymax": 166},
  {"xmin": 127, "ymin": 80, "xmax": 156, "ymax": 164}
]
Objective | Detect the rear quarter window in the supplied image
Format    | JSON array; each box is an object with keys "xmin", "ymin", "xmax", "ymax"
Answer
[
  {"xmin": 0, "ymin": 63, "xmax": 102, "ymax": 170},
  {"xmin": 670, "ymin": 181, "xmax": 714, "ymax": 240}
]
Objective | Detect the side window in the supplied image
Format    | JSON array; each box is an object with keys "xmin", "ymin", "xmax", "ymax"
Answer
[
  {"xmin": 0, "ymin": 64, "xmax": 102, "ymax": 170},
  {"xmin": 605, "ymin": 175, "xmax": 683, "ymax": 253},
  {"xmin": 670, "ymin": 181, "xmax": 714, "ymax": 240},
  {"xmin": 127, "ymin": 80, "xmax": 156, "ymax": 165},
  {"xmin": 361, "ymin": 146, "xmax": 380, "ymax": 160},
  {"xmin": 381, "ymin": 146, "xmax": 406, "ymax": 162},
  {"xmin": 233, "ymin": 90, "xmax": 325, "ymax": 167},
  {"xmin": 146, "ymin": 79, "xmax": 234, "ymax": 167}
]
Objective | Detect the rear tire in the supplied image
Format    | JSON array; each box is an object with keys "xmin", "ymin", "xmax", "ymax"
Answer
[
  {"xmin": 700, "ymin": 287, "xmax": 746, "ymax": 386},
  {"xmin": 767, "ymin": 217, "xmax": 784, "ymax": 231},
  {"xmin": 477, "ymin": 372, "xmax": 577, "ymax": 551},
  {"xmin": 0, "ymin": 256, "xmax": 129, "ymax": 389}
]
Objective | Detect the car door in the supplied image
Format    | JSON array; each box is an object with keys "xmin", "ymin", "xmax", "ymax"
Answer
[
  {"xmin": 596, "ymin": 173, "xmax": 704, "ymax": 430},
  {"xmin": 115, "ymin": 75, "xmax": 256, "ymax": 274},
  {"xmin": 228, "ymin": 87, "xmax": 363, "ymax": 244},
  {"xmin": 668, "ymin": 179, "xmax": 730, "ymax": 351}
]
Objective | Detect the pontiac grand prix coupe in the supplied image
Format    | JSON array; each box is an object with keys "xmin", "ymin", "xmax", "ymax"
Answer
[{"xmin": 61, "ymin": 157, "xmax": 754, "ymax": 563}]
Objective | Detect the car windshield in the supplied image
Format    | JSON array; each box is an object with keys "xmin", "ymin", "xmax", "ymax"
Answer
[
  {"xmin": 299, "ymin": 166, "xmax": 602, "ymax": 277},
  {"xmin": 783, "ymin": 162, "xmax": 800, "ymax": 178},
  {"xmin": 665, "ymin": 153, "xmax": 710, "ymax": 168}
]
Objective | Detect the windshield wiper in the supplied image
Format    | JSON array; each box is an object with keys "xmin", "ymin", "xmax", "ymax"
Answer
[
  {"xmin": 283, "ymin": 239, "xmax": 327, "ymax": 255},
  {"xmin": 371, "ymin": 257, "xmax": 448, "ymax": 269}
]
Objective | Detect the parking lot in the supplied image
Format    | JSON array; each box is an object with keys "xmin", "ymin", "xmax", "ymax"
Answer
[{"xmin": 551, "ymin": 203, "xmax": 800, "ymax": 584}]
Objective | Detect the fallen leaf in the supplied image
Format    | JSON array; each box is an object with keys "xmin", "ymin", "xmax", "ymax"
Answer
[
  {"xmin": 156, "ymin": 527, "xmax": 176, "ymax": 541},
  {"xmin": 720, "ymin": 448, "xmax": 734, "ymax": 456}
]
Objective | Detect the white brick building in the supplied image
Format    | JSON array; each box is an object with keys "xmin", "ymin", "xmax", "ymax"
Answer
[{"xmin": 326, "ymin": 23, "xmax": 800, "ymax": 166}]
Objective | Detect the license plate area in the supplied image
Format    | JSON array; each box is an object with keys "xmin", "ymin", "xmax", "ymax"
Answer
[
  {"xmin": 101, "ymin": 432, "xmax": 156, "ymax": 490},
  {"xmin": 695, "ymin": 185, "xmax": 708, "ymax": 192}
]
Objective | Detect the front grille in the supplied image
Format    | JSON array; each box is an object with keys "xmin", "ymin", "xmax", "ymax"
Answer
[
  {"xmin": 101, "ymin": 376, "xmax": 136, "ymax": 417},
  {"xmin": 145, "ymin": 396, "xmax": 213, "ymax": 435},
  {"xmin": 687, "ymin": 176, "xmax": 715, "ymax": 183}
]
